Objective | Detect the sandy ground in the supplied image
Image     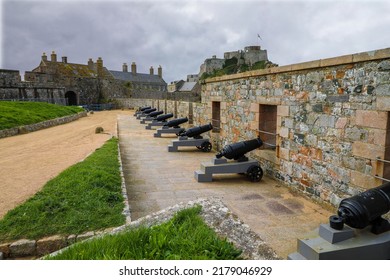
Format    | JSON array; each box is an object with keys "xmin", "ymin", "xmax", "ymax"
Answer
[{"xmin": 0, "ymin": 110, "xmax": 132, "ymax": 219}]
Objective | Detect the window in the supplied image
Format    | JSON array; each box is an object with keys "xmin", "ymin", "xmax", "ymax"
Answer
[
  {"xmin": 258, "ymin": 104, "xmax": 277, "ymax": 149},
  {"xmin": 212, "ymin": 101, "xmax": 221, "ymax": 132}
]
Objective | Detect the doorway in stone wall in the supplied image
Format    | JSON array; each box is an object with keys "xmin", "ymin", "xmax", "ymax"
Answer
[{"xmin": 65, "ymin": 91, "xmax": 77, "ymax": 106}]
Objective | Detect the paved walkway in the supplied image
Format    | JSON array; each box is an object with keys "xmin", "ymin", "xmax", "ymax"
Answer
[{"xmin": 118, "ymin": 112, "xmax": 334, "ymax": 259}]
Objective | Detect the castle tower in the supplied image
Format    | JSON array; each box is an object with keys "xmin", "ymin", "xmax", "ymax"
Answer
[
  {"xmin": 97, "ymin": 57, "xmax": 103, "ymax": 77},
  {"xmin": 150, "ymin": 66, "xmax": 154, "ymax": 75},
  {"xmin": 41, "ymin": 52, "xmax": 47, "ymax": 62},
  {"xmin": 51, "ymin": 51, "xmax": 57, "ymax": 62},
  {"xmin": 88, "ymin": 58, "xmax": 94, "ymax": 69},
  {"xmin": 131, "ymin": 62, "xmax": 137, "ymax": 75},
  {"xmin": 62, "ymin": 56, "xmax": 67, "ymax": 63},
  {"xmin": 123, "ymin": 63, "xmax": 128, "ymax": 72},
  {"xmin": 158, "ymin": 65, "xmax": 162, "ymax": 78}
]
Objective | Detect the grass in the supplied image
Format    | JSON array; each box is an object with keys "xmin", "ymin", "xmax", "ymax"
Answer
[
  {"xmin": 0, "ymin": 101, "xmax": 84, "ymax": 130},
  {"xmin": 45, "ymin": 206, "xmax": 242, "ymax": 260},
  {"xmin": 0, "ymin": 137, "xmax": 125, "ymax": 242}
]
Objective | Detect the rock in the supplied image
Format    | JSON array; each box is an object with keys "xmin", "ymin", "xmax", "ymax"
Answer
[
  {"xmin": 76, "ymin": 231, "xmax": 95, "ymax": 242},
  {"xmin": 36, "ymin": 235, "xmax": 67, "ymax": 256},
  {"xmin": 9, "ymin": 239, "xmax": 36, "ymax": 258}
]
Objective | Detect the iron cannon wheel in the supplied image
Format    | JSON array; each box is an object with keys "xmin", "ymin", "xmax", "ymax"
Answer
[
  {"xmin": 246, "ymin": 165, "xmax": 263, "ymax": 182},
  {"xmin": 201, "ymin": 141, "xmax": 212, "ymax": 152}
]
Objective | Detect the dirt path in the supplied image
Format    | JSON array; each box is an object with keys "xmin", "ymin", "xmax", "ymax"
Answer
[{"xmin": 0, "ymin": 110, "xmax": 132, "ymax": 218}]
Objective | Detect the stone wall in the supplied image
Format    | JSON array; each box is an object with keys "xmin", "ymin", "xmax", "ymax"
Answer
[
  {"xmin": 0, "ymin": 111, "xmax": 87, "ymax": 139},
  {"xmin": 201, "ymin": 48, "xmax": 390, "ymax": 206}
]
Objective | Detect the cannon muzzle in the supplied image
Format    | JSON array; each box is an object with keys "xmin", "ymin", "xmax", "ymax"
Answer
[
  {"xmin": 165, "ymin": 117, "xmax": 188, "ymax": 128},
  {"xmin": 156, "ymin": 113, "xmax": 173, "ymax": 122},
  {"xmin": 216, "ymin": 138, "xmax": 263, "ymax": 161},
  {"xmin": 329, "ymin": 182, "xmax": 390, "ymax": 234},
  {"xmin": 179, "ymin": 123, "xmax": 213, "ymax": 139},
  {"xmin": 148, "ymin": 110, "xmax": 163, "ymax": 118}
]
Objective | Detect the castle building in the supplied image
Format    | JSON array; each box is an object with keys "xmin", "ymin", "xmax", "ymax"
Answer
[{"xmin": 1, "ymin": 51, "xmax": 167, "ymax": 106}]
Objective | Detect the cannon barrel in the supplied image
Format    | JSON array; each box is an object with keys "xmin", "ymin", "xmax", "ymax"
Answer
[
  {"xmin": 179, "ymin": 123, "xmax": 213, "ymax": 138},
  {"xmin": 216, "ymin": 138, "xmax": 263, "ymax": 160},
  {"xmin": 139, "ymin": 106, "xmax": 151, "ymax": 112},
  {"xmin": 143, "ymin": 108, "xmax": 156, "ymax": 114},
  {"xmin": 330, "ymin": 182, "xmax": 390, "ymax": 232},
  {"xmin": 156, "ymin": 113, "xmax": 173, "ymax": 122},
  {"xmin": 165, "ymin": 117, "xmax": 188, "ymax": 128},
  {"xmin": 148, "ymin": 110, "xmax": 163, "ymax": 118}
]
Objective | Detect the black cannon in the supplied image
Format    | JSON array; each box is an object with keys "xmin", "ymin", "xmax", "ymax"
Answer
[
  {"xmin": 134, "ymin": 106, "xmax": 151, "ymax": 116},
  {"xmin": 165, "ymin": 117, "xmax": 188, "ymax": 128},
  {"xmin": 139, "ymin": 106, "xmax": 151, "ymax": 112},
  {"xmin": 156, "ymin": 113, "xmax": 173, "ymax": 122},
  {"xmin": 195, "ymin": 137, "xmax": 264, "ymax": 182},
  {"xmin": 148, "ymin": 110, "xmax": 163, "ymax": 118},
  {"xmin": 168, "ymin": 123, "xmax": 213, "ymax": 153},
  {"xmin": 143, "ymin": 108, "xmax": 157, "ymax": 114},
  {"xmin": 179, "ymin": 123, "xmax": 213, "ymax": 139},
  {"xmin": 216, "ymin": 138, "xmax": 263, "ymax": 161},
  {"xmin": 329, "ymin": 182, "xmax": 390, "ymax": 234}
]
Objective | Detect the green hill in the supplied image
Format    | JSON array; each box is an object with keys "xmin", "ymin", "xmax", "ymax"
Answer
[{"xmin": 0, "ymin": 101, "xmax": 84, "ymax": 130}]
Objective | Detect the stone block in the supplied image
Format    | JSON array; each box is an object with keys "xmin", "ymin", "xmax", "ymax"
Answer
[
  {"xmin": 376, "ymin": 96, "xmax": 390, "ymax": 111},
  {"xmin": 277, "ymin": 105, "xmax": 289, "ymax": 117},
  {"xmin": 76, "ymin": 231, "xmax": 95, "ymax": 242},
  {"xmin": 350, "ymin": 170, "xmax": 381, "ymax": 190},
  {"xmin": 0, "ymin": 243, "xmax": 10, "ymax": 258},
  {"xmin": 279, "ymin": 127, "xmax": 289, "ymax": 138},
  {"xmin": 278, "ymin": 147, "xmax": 290, "ymax": 161},
  {"xmin": 36, "ymin": 235, "xmax": 67, "ymax": 256},
  {"xmin": 320, "ymin": 55, "xmax": 353, "ymax": 67},
  {"xmin": 9, "ymin": 239, "xmax": 36, "ymax": 258},
  {"xmin": 353, "ymin": 48, "xmax": 390, "ymax": 63},
  {"xmin": 352, "ymin": 141, "xmax": 385, "ymax": 160},
  {"xmin": 250, "ymin": 102, "xmax": 259, "ymax": 113},
  {"xmin": 355, "ymin": 110, "xmax": 388, "ymax": 129},
  {"xmin": 67, "ymin": 234, "xmax": 77, "ymax": 245},
  {"xmin": 291, "ymin": 60, "xmax": 321, "ymax": 71},
  {"xmin": 317, "ymin": 115, "xmax": 336, "ymax": 128}
]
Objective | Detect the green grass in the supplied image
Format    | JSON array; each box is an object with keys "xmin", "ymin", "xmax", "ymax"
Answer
[
  {"xmin": 0, "ymin": 138, "xmax": 125, "ymax": 242},
  {"xmin": 45, "ymin": 206, "xmax": 242, "ymax": 260},
  {"xmin": 0, "ymin": 101, "xmax": 84, "ymax": 130}
]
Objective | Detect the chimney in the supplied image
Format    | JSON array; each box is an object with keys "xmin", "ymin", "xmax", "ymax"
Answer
[
  {"xmin": 51, "ymin": 51, "xmax": 57, "ymax": 62},
  {"xmin": 62, "ymin": 56, "xmax": 67, "ymax": 63},
  {"xmin": 88, "ymin": 58, "xmax": 94, "ymax": 69},
  {"xmin": 158, "ymin": 65, "xmax": 162, "ymax": 78},
  {"xmin": 131, "ymin": 62, "xmax": 137, "ymax": 75},
  {"xmin": 150, "ymin": 66, "xmax": 154, "ymax": 75},
  {"xmin": 97, "ymin": 57, "xmax": 103, "ymax": 77},
  {"xmin": 123, "ymin": 63, "xmax": 128, "ymax": 72},
  {"xmin": 42, "ymin": 52, "xmax": 47, "ymax": 62}
]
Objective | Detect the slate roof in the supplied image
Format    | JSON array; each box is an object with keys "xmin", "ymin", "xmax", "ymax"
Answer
[
  {"xmin": 109, "ymin": 70, "xmax": 166, "ymax": 85},
  {"xmin": 178, "ymin": 81, "xmax": 197, "ymax": 91}
]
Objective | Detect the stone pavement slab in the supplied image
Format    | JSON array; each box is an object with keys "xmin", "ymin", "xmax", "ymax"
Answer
[{"xmin": 118, "ymin": 112, "xmax": 333, "ymax": 259}]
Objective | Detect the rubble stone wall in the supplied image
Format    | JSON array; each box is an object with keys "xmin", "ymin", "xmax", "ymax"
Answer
[{"xmin": 201, "ymin": 48, "xmax": 390, "ymax": 206}]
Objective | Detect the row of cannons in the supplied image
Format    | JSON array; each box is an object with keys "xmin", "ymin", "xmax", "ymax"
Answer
[
  {"xmin": 135, "ymin": 106, "xmax": 390, "ymax": 260},
  {"xmin": 134, "ymin": 106, "xmax": 264, "ymax": 182}
]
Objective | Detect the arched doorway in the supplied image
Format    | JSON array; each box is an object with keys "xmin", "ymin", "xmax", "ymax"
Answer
[{"xmin": 65, "ymin": 91, "xmax": 77, "ymax": 106}]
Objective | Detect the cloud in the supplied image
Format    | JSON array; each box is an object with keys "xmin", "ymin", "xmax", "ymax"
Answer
[{"xmin": 2, "ymin": 0, "xmax": 390, "ymax": 83}]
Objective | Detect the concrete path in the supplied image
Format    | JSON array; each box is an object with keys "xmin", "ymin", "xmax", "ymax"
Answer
[{"xmin": 118, "ymin": 112, "xmax": 334, "ymax": 259}]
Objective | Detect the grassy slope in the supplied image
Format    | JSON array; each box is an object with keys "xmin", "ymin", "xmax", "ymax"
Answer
[
  {"xmin": 45, "ymin": 206, "xmax": 242, "ymax": 260},
  {"xmin": 0, "ymin": 101, "xmax": 84, "ymax": 130},
  {"xmin": 0, "ymin": 138, "xmax": 125, "ymax": 242}
]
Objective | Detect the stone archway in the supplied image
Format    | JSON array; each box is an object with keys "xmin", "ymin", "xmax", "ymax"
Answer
[{"xmin": 65, "ymin": 91, "xmax": 77, "ymax": 106}]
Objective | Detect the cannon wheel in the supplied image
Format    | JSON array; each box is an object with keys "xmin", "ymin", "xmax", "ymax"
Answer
[
  {"xmin": 246, "ymin": 165, "xmax": 263, "ymax": 182},
  {"xmin": 201, "ymin": 141, "xmax": 212, "ymax": 152}
]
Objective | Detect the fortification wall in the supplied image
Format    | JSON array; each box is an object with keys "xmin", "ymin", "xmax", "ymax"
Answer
[{"xmin": 201, "ymin": 48, "xmax": 390, "ymax": 206}]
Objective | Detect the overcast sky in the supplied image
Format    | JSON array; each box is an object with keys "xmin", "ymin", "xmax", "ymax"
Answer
[{"xmin": 1, "ymin": 0, "xmax": 390, "ymax": 83}]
